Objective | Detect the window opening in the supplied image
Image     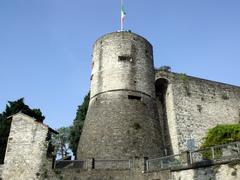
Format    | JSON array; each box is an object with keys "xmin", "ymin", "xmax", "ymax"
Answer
[
  {"xmin": 118, "ymin": 56, "xmax": 132, "ymax": 62},
  {"xmin": 128, "ymin": 95, "xmax": 141, "ymax": 100}
]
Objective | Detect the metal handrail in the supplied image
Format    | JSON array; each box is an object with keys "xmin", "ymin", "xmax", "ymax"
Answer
[
  {"xmin": 94, "ymin": 159, "xmax": 132, "ymax": 169},
  {"xmin": 54, "ymin": 141, "xmax": 240, "ymax": 171},
  {"xmin": 146, "ymin": 141, "xmax": 240, "ymax": 171}
]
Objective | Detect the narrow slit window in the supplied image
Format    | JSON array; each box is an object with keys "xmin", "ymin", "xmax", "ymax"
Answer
[
  {"xmin": 118, "ymin": 56, "xmax": 132, "ymax": 62},
  {"xmin": 128, "ymin": 95, "xmax": 141, "ymax": 101}
]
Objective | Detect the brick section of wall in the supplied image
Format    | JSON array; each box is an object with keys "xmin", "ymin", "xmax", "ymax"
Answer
[
  {"xmin": 2, "ymin": 113, "xmax": 49, "ymax": 180},
  {"xmin": 156, "ymin": 71, "xmax": 240, "ymax": 153}
]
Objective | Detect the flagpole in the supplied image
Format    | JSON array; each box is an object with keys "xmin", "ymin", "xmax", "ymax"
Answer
[{"xmin": 121, "ymin": 0, "xmax": 123, "ymax": 31}]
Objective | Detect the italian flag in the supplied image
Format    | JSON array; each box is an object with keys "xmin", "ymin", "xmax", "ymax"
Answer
[{"xmin": 121, "ymin": 4, "xmax": 126, "ymax": 31}]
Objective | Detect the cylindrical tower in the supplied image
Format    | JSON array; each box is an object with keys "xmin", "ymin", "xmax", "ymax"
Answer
[{"xmin": 77, "ymin": 32, "xmax": 163, "ymax": 159}]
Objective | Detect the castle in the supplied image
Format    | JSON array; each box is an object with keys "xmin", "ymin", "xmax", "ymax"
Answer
[{"xmin": 0, "ymin": 31, "xmax": 240, "ymax": 180}]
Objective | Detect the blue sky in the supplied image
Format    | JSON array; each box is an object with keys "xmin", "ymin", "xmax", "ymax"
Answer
[{"xmin": 0, "ymin": 0, "xmax": 240, "ymax": 129}]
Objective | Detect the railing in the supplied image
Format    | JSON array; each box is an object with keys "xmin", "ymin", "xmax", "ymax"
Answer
[
  {"xmin": 55, "ymin": 159, "xmax": 132, "ymax": 170},
  {"xmin": 54, "ymin": 141, "xmax": 240, "ymax": 172},
  {"xmin": 146, "ymin": 141, "xmax": 240, "ymax": 171},
  {"xmin": 55, "ymin": 160, "xmax": 86, "ymax": 169},
  {"xmin": 190, "ymin": 141, "xmax": 240, "ymax": 164},
  {"xmin": 146, "ymin": 153, "xmax": 188, "ymax": 171},
  {"xmin": 94, "ymin": 159, "xmax": 132, "ymax": 170}
]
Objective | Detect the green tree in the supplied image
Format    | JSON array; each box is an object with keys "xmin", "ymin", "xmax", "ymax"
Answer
[
  {"xmin": 0, "ymin": 98, "xmax": 45, "ymax": 164},
  {"xmin": 2, "ymin": 98, "xmax": 45, "ymax": 122},
  {"xmin": 69, "ymin": 92, "xmax": 90, "ymax": 157},
  {"xmin": 52, "ymin": 127, "xmax": 72, "ymax": 159}
]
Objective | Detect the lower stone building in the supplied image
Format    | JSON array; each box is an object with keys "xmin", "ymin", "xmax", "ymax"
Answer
[{"xmin": 0, "ymin": 113, "xmax": 57, "ymax": 180}]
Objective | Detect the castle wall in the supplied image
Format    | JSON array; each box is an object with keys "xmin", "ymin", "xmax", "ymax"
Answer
[
  {"xmin": 156, "ymin": 79, "xmax": 178, "ymax": 155},
  {"xmin": 172, "ymin": 164, "xmax": 240, "ymax": 180},
  {"xmin": 49, "ymin": 169, "xmax": 171, "ymax": 180},
  {"xmin": 156, "ymin": 71, "xmax": 240, "ymax": 153},
  {"xmin": 90, "ymin": 32, "xmax": 155, "ymax": 98},
  {"xmin": 0, "ymin": 164, "xmax": 3, "ymax": 179},
  {"xmin": 2, "ymin": 113, "xmax": 50, "ymax": 180},
  {"xmin": 47, "ymin": 158, "xmax": 240, "ymax": 180},
  {"xmin": 47, "ymin": 158, "xmax": 171, "ymax": 180},
  {"xmin": 78, "ymin": 32, "xmax": 163, "ymax": 159}
]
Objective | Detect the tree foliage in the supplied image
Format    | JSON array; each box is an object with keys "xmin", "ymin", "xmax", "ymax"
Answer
[
  {"xmin": 69, "ymin": 92, "xmax": 90, "ymax": 157},
  {"xmin": 202, "ymin": 124, "xmax": 240, "ymax": 148},
  {"xmin": 157, "ymin": 65, "xmax": 171, "ymax": 72},
  {"xmin": 51, "ymin": 127, "xmax": 72, "ymax": 159},
  {"xmin": 2, "ymin": 98, "xmax": 45, "ymax": 122},
  {"xmin": 0, "ymin": 98, "xmax": 45, "ymax": 164}
]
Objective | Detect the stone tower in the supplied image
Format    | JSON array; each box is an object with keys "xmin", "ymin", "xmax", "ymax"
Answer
[{"xmin": 77, "ymin": 31, "xmax": 163, "ymax": 159}]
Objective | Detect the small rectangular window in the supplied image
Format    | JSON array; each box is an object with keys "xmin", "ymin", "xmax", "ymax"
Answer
[
  {"xmin": 128, "ymin": 95, "xmax": 141, "ymax": 101},
  {"xmin": 118, "ymin": 56, "xmax": 132, "ymax": 62}
]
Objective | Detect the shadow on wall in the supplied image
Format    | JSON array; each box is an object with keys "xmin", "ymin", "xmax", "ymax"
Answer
[
  {"xmin": 192, "ymin": 162, "xmax": 239, "ymax": 180},
  {"xmin": 0, "ymin": 119, "xmax": 12, "ymax": 164},
  {"xmin": 155, "ymin": 78, "xmax": 173, "ymax": 156},
  {"xmin": 193, "ymin": 166, "xmax": 218, "ymax": 180},
  {"xmin": 173, "ymin": 167, "xmax": 217, "ymax": 180}
]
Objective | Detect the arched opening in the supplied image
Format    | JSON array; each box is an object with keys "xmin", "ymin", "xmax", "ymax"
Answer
[{"xmin": 155, "ymin": 78, "xmax": 173, "ymax": 155}]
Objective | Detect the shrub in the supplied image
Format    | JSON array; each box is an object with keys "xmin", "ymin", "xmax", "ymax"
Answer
[
  {"xmin": 202, "ymin": 124, "xmax": 240, "ymax": 148},
  {"xmin": 200, "ymin": 124, "xmax": 240, "ymax": 160}
]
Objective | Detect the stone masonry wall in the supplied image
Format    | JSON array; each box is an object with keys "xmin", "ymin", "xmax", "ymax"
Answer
[
  {"xmin": 172, "ymin": 163, "xmax": 240, "ymax": 180},
  {"xmin": 47, "ymin": 157, "xmax": 240, "ymax": 180},
  {"xmin": 48, "ymin": 158, "xmax": 171, "ymax": 180},
  {"xmin": 0, "ymin": 165, "xmax": 3, "ymax": 179},
  {"xmin": 50, "ymin": 169, "xmax": 171, "ymax": 180},
  {"xmin": 155, "ymin": 71, "xmax": 240, "ymax": 154},
  {"xmin": 2, "ymin": 113, "xmax": 50, "ymax": 180},
  {"xmin": 78, "ymin": 32, "xmax": 163, "ymax": 159},
  {"xmin": 90, "ymin": 32, "xmax": 155, "ymax": 99}
]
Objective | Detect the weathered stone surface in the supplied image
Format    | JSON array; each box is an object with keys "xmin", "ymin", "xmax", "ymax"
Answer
[
  {"xmin": 0, "ymin": 165, "xmax": 3, "ymax": 179},
  {"xmin": 172, "ymin": 164, "xmax": 240, "ymax": 180},
  {"xmin": 155, "ymin": 71, "xmax": 240, "ymax": 154},
  {"xmin": 49, "ymin": 169, "xmax": 171, "ymax": 180},
  {"xmin": 2, "ymin": 113, "xmax": 50, "ymax": 180},
  {"xmin": 77, "ymin": 32, "xmax": 163, "ymax": 159},
  {"xmin": 2, "ymin": 32, "xmax": 240, "ymax": 180},
  {"xmin": 47, "ymin": 159, "xmax": 240, "ymax": 180},
  {"xmin": 90, "ymin": 32, "xmax": 155, "ymax": 99}
]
